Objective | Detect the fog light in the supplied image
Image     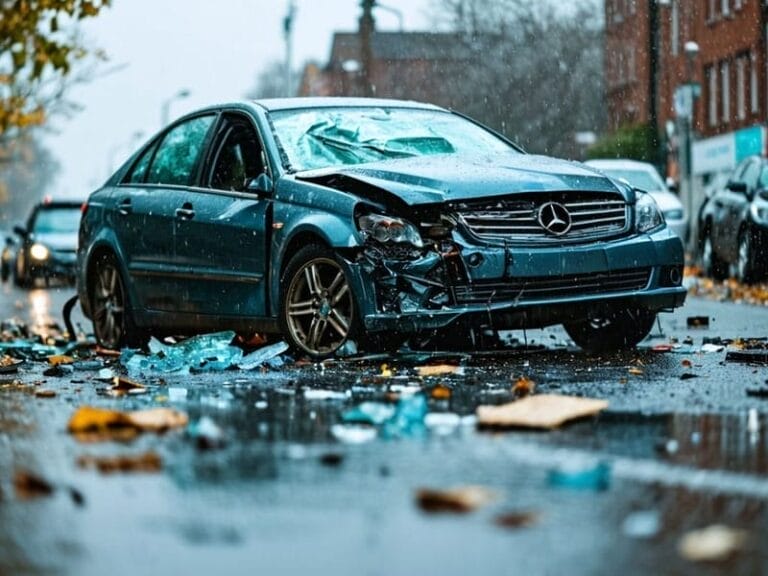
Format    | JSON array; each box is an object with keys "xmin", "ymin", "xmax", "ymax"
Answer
[
  {"xmin": 668, "ymin": 267, "xmax": 681, "ymax": 285},
  {"xmin": 467, "ymin": 253, "xmax": 484, "ymax": 267},
  {"xmin": 30, "ymin": 243, "xmax": 50, "ymax": 261}
]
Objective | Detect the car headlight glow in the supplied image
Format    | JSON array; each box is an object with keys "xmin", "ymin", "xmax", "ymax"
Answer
[
  {"xmin": 30, "ymin": 243, "xmax": 50, "ymax": 261},
  {"xmin": 635, "ymin": 192, "xmax": 664, "ymax": 233},
  {"xmin": 358, "ymin": 213, "xmax": 423, "ymax": 248}
]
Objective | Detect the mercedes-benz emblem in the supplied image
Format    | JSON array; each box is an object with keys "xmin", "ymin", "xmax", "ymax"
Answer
[{"xmin": 538, "ymin": 201, "xmax": 572, "ymax": 236}]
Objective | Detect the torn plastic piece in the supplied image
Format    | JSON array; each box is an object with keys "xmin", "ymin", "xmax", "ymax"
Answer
[
  {"xmin": 700, "ymin": 343, "xmax": 724, "ymax": 354},
  {"xmin": 330, "ymin": 424, "xmax": 377, "ymax": 444},
  {"xmin": 548, "ymin": 459, "xmax": 611, "ymax": 491},
  {"xmin": 238, "ymin": 341, "xmax": 289, "ymax": 370}
]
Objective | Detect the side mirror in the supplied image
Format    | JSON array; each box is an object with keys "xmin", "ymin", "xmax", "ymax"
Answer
[
  {"xmin": 246, "ymin": 173, "xmax": 273, "ymax": 195},
  {"xmin": 726, "ymin": 180, "xmax": 748, "ymax": 194},
  {"xmin": 13, "ymin": 225, "xmax": 27, "ymax": 239}
]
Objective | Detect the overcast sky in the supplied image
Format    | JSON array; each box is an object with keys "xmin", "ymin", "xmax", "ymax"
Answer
[{"xmin": 45, "ymin": 0, "xmax": 434, "ymax": 197}]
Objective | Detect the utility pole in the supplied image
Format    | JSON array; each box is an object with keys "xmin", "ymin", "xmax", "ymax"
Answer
[
  {"xmin": 648, "ymin": 0, "xmax": 660, "ymax": 170},
  {"xmin": 359, "ymin": 0, "xmax": 375, "ymax": 96},
  {"xmin": 283, "ymin": 0, "xmax": 296, "ymax": 97}
]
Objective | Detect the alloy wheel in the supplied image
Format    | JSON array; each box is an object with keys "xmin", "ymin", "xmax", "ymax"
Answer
[
  {"xmin": 285, "ymin": 257, "xmax": 354, "ymax": 356},
  {"xmin": 92, "ymin": 260, "xmax": 126, "ymax": 349}
]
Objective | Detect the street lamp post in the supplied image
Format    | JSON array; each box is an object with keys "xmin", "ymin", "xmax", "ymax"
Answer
[
  {"xmin": 682, "ymin": 41, "xmax": 699, "ymax": 252},
  {"xmin": 160, "ymin": 88, "xmax": 191, "ymax": 127}
]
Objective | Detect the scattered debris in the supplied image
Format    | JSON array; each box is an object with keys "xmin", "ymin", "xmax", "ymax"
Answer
[
  {"xmin": 122, "ymin": 331, "xmax": 244, "ymax": 375},
  {"xmin": 187, "ymin": 416, "xmax": 226, "ymax": 450},
  {"xmin": 303, "ymin": 389, "xmax": 350, "ymax": 401},
  {"xmin": 430, "ymin": 384, "xmax": 452, "ymax": 400},
  {"xmin": 494, "ymin": 511, "xmax": 540, "ymax": 530},
  {"xmin": 726, "ymin": 350, "xmax": 768, "ymax": 364},
  {"xmin": 0, "ymin": 354, "xmax": 23, "ymax": 373},
  {"xmin": 628, "ymin": 367, "xmax": 644, "ymax": 376},
  {"xmin": 319, "ymin": 452, "xmax": 344, "ymax": 467},
  {"xmin": 477, "ymin": 394, "xmax": 608, "ymax": 430},
  {"xmin": 746, "ymin": 387, "xmax": 768, "ymax": 399},
  {"xmin": 678, "ymin": 525, "xmax": 749, "ymax": 563},
  {"xmin": 686, "ymin": 316, "xmax": 710, "ymax": 328},
  {"xmin": 14, "ymin": 470, "xmax": 54, "ymax": 499},
  {"xmin": 330, "ymin": 424, "xmax": 377, "ymax": 444},
  {"xmin": 512, "ymin": 375, "xmax": 536, "ymax": 397},
  {"xmin": 109, "ymin": 375, "xmax": 147, "ymax": 396},
  {"xmin": 416, "ymin": 364, "xmax": 463, "ymax": 377},
  {"xmin": 34, "ymin": 389, "xmax": 56, "ymax": 398},
  {"xmin": 416, "ymin": 485, "xmax": 498, "ymax": 514},
  {"xmin": 622, "ymin": 510, "xmax": 661, "ymax": 539},
  {"xmin": 382, "ymin": 394, "xmax": 428, "ymax": 439},
  {"xmin": 67, "ymin": 406, "xmax": 189, "ymax": 441},
  {"xmin": 47, "ymin": 354, "xmax": 74, "ymax": 366},
  {"xmin": 701, "ymin": 343, "xmax": 725, "ymax": 354},
  {"xmin": 548, "ymin": 460, "xmax": 611, "ymax": 491},
  {"xmin": 238, "ymin": 341, "xmax": 289, "ymax": 370},
  {"xmin": 680, "ymin": 373, "xmax": 698, "ymax": 380},
  {"xmin": 77, "ymin": 452, "xmax": 163, "ymax": 474},
  {"xmin": 424, "ymin": 412, "xmax": 461, "ymax": 435},
  {"xmin": 343, "ymin": 402, "xmax": 396, "ymax": 425}
]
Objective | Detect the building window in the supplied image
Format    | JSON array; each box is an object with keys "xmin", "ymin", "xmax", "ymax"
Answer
[
  {"xmin": 707, "ymin": 0, "xmax": 717, "ymax": 21},
  {"xmin": 734, "ymin": 0, "xmax": 743, "ymax": 10},
  {"xmin": 736, "ymin": 57, "xmax": 746, "ymax": 120},
  {"xmin": 628, "ymin": 45, "xmax": 636, "ymax": 82},
  {"xmin": 707, "ymin": 66, "xmax": 718, "ymax": 127},
  {"xmin": 721, "ymin": 0, "xmax": 730, "ymax": 16},
  {"xmin": 751, "ymin": 52, "xmax": 759, "ymax": 114},
  {"xmin": 721, "ymin": 61, "xmax": 730, "ymax": 123},
  {"xmin": 671, "ymin": 1, "xmax": 679, "ymax": 57}
]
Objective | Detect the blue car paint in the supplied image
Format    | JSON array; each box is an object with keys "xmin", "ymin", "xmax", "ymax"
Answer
[{"xmin": 77, "ymin": 98, "xmax": 686, "ymax": 349}]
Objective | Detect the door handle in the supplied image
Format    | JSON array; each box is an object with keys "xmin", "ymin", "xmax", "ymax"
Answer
[
  {"xmin": 175, "ymin": 202, "xmax": 195, "ymax": 220},
  {"xmin": 117, "ymin": 198, "xmax": 132, "ymax": 216}
]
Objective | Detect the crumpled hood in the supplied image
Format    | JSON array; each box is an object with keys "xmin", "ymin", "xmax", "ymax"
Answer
[{"xmin": 296, "ymin": 153, "xmax": 628, "ymax": 206}]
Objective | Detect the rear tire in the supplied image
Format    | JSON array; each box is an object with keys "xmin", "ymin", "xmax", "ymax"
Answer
[
  {"xmin": 279, "ymin": 244, "xmax": 361, "ymax": 359},
  {"xmin": 89, "ymin": 253, "xmax": 143, "ymax": 349},
  {"xmin": 564, "ymin": 309, "xmax": 657, "ymax": 353}
]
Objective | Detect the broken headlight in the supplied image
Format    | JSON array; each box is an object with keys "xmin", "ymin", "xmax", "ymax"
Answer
[
  {"xmin": 635, "ymin": 192, "xmax": 664, "ymax": 233},
  {"xmin": 358, "ymin": 213, "xmax": 424, "ymax": 248}
]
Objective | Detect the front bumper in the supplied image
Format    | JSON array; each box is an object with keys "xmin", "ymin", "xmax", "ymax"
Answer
[
  {"xmin": 28, "ymin": 250, "xmax": 77, "ymax": 279},
  {"xmin": 358, "ymin": 226, "xmax": 686, "ymax": 333}
]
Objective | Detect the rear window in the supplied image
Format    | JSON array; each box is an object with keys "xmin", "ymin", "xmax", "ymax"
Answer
[{"xmin": 31, "ymin": 207, "xmax": 81, "ymax": 234}]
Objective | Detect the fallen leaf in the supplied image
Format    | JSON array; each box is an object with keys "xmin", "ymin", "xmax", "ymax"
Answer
[
  {"xmin": 416, "ymin": 485, "xmax": 498, "ymax": 513},
  {"xmin": 67, "ymin": 406, "xmax": 188, "ymax": 441},
  {"xmin": 417, "ymin": 364, "xmax": 460, "ymax": 377},
  {"xmin": 380, "ymin": 364, "xmax": 393, "ymax": 378},
  {"xmin": 430, "ymin": 384, "xmax": 452, "ymax": 400},
  {"xmin": 512, "ymin": 376, "xmax": 536, "ymax": 397},
  {"xmin": 109, "ymin": 375, "xmax": 147, "ymax": 396},
  {"xmin": 47, "ymin": 355, "xmax": 74, "ymax": 366},
  {"xmin": 495, "ymin": 511, "xmax": 540, "ymax": 529},
  {"xmin": 681, "ymin": 359, "xmax": 693, "ymax": 368},
  {"xmin": 14, "ymin": 470, "xmax": 54, "ymax": 500},
  {"xmin": 77, "ymin": 452, "xmax": 162, "ymax": 474},
  {"xmin": 628, "ymin": 367, "xmax": 644, "ymax": 376},
  {"xmin": 477, "ymin": 394, "xmax": 608, "ymax": 430},
  {"xmin": 34, "ymin": 389, "xmax": 56, "ymax": 398},
  {"xmin": 686, "ymin": 316, "xmax": 710, "ymax": 328},
  {"xmin": 678, "ymin": 525, "xmax": 748, "ymax": 562}
]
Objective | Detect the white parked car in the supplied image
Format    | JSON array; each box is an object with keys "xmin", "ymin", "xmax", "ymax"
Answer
[{"xmin": 586, "ymin": 159, "xmax": 689, "ymax": 242}]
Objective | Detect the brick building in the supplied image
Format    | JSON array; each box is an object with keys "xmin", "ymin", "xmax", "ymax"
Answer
[
  {"xmin": 297, "ymin": 31, "xmax": 472, "ymax": 110},
  {"xmin": 605, "ymin": 0, "xmax": 766, "ymax": 189}
]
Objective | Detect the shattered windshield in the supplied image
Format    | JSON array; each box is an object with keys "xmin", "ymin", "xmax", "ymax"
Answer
[{"xmin": 269, "ymin": 107, "xmax": 516, "ymax": 171}]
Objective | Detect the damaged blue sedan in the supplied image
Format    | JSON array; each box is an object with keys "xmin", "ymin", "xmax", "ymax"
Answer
[{"xmin": 77, "ymin": 98, "xmax": 686, "ymax": 357}]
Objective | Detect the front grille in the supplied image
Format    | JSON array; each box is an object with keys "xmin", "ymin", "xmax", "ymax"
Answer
[
  {"xmin": 456, "ymin": 193, "xmax": 629, "ymax": 243},
  {"xmin": 453, "ymin": 268, "xmax": 651, "ymax": 304}
]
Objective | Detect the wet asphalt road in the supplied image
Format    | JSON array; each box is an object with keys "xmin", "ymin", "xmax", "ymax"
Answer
[{"xmin": 1, "ymin": 282, "xmax": 768, "ymax": 575}]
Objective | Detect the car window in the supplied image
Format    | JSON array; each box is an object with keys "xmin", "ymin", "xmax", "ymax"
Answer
[
  {"xmin": 31, "ymin": 207, "xmax": 81, "ymax": 233},
  {"xmin": 740, "ymin": 159, "xmax": 760, "ymax": 191},
  {"xmin": 147, "ymin": 115, "xmax": 215, "ymax": 186},
  {"xmin": 125, "ymin": 140, "xmax": 159, "ymax": 184},
  {"xmin": 209, "ymin": 116, "xmax": 264, "ymax": 192},
  {"xmin": 759, "ymin": 166, "xmax": 768, "ymax": 190},
  {"xmin": 732, "ymin": 158, "xmax": 751, "ymax": 184},
  {"xmin": 596, "ymin": 168, "xmax": 664, "ymax": 192}
]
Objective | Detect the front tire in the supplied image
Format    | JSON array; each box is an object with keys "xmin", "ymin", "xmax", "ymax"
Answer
[
  {"xmin": 89, "ymin": 253, "xmax": 142, "ymax": 349},
  {"xmin": 736, "ymin": 229, "xmax": 762, "ymax": 284},
  {"xmin": 701, "ymin": 226, "xmax": 728, "ymax": 281},
  {"xmin": 564, "ymin": 309, "xmax": 657, "ymax": 353},
  {"xmin": 279, "ymin": 245, "xmax": 360, "ymax": 358}
]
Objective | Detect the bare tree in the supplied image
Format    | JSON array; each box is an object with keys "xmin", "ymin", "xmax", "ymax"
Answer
[
  {"xmin": 245, "ymin": 60, "xmax": 293, "ymax": 100},
  {"xmin": 431, "ymin": 0, "xmax": 605, "ymax": 159}
]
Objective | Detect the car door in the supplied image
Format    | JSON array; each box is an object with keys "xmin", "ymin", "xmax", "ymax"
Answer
[
  {"xmin": 172, "ymin": 111, "xmax": 272, "ymax": 318},
  {"xmin": 112, "ymin": 113, "xmax": 216, "ymax": 312},
  {"xmin": 711, "ymin": 159, "xmax": 749, "ymax": 261},
  {"xmin": 722, "ymin": 158, "xmax": 759, "ymax": 261}
]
